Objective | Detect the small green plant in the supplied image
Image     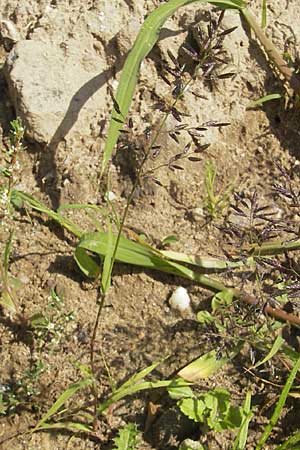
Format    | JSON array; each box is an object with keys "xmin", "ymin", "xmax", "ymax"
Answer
[
  {"xmin": 0, "ymin": 359, "xmax": 44, "ymax": 415},
  {"xmin": 168, "ymin": 379, "xmax": 252, "ymax": 446},
  {"xmin": 203, "ymin": 160, "xmax": 232, "ymax": 220},
  {"xmin": 30, "ymin": 288, "xmax": 75, "ymax": 352},
  {"xmin": 0, "ymin": 118, "xmax": 25, "ymax": 219},
  {"xmin": 0, "ymin": 232, "xmax": 22, "ymax": 312},
  {"xmin": 179, "ymin": 388, "xmax": 245, "ymax": 432},
  {"xmin": 112, "ymin": 423, "xmax": 140, "ymax": 450}
]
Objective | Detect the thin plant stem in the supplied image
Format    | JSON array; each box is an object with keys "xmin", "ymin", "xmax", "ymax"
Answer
[
  {"xmin": 242, "ymin": 7, "xmax": 300, "ymax": 94},
  {"xmin": 88, "ymin": 54, "xmax": 209, "ymax": 425},
  {"xmin": 90, "ymin": 290, "xmax": 105, "ymax": 429}
]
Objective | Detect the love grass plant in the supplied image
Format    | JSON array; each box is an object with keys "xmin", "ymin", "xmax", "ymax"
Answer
[{"xmin": 3, "ymin": 1, "xmax": 300, "ymax": 448}]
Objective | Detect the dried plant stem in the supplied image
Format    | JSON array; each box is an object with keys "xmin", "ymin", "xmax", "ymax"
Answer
[
  {"xmin": 196, "ymin": 275, "xmax": 300, "ymax": 326},
  {"xmin": 242, "ymin": 8, "xmax": 300, "ymax": 94}
]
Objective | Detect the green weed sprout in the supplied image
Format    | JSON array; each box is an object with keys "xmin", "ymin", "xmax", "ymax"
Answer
[
  {"xmin": 203, "ymin": 160, "xmax": 232, "ymax": 220},
  {"xmin": 0, "ymin": 118, "xmax": 25, "ymax": 218},
  {"xmin": 112, "ymin": 423, "xmax": 140, "ymax": 450},
  {"xmin": 30, "ymin": 288, "xmax": 75, "ymax": 353},
  {"xmin": 0, "ymin": 232, "xmax": 22, "ymax": 312}
]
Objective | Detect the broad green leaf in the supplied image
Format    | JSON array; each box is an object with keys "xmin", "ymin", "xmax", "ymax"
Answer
[
  {"xmin": 179, "ymin": 440, "xmax": 206, "ymax": 450},
  {"xmin": 178, "ymin": 397, "xmax": 206, "ymax": 422},
  {"xmin": 101, "ymin": 0, "xmax": 245, "ymax": 175},
  {"xmin": 34, "ymin": 377, "xmax": 93, "ymax": 431},
  {"xmin": 178, "ymin": 342, "xmax": 243, "ymax": 382},
  {"xmin": 251, "ymin": 335, "xmax": 284, "ymax": 370},
  {"xmin": 167, "ymin": 377, "xmax": 194, "ymax": 399},
  {"xmin": 248, "ymin": 93, "xmax": 281, "ymax": 108},
  {"xmin": 211, "ymin": 289, "xmax": 233, "ymax": 312},
  {"xmin": 178, "ymin": 348, "xmax": 231, "ymax": 382},
  {"xmin": 161, "ymin": 249, "xmax": 247, "ymax": 269},
  {"xmin": 179, "ymin": 389, "xmax": 244, "ymax": 431},
  {"xmin": 113, "ymin": 423, "xmax": 139, "ymax": 450},
  {"xmin": 74, "ymin": 246, "xmax": 101, "ymax": 278}
]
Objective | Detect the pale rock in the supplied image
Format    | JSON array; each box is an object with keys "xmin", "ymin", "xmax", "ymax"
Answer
[{"xmin": 4, "ymin": 40, "xmax": 107, "ymax": 144}]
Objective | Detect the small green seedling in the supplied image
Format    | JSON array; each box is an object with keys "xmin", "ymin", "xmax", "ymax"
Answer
[
  {"xmin": 30, "ymin": 288, "xmax": 74, "ymax": 352},
  {"xmin": 203, "ymin": 160, "xmax": 232, "ymax": 220},
  {"xmin": 0, "ymin": 232, "xmax": 22, "ymax": 312},
  {"xmin": 0, "ymin": 118, "xmax": 25, "ymax": 216},
  {"xmin": 112, "ymin": 423, "xmax": 140, "ymax": 450},
  {"xmin": 0, "ymin": 359, "xmax": 44, "ymax": 415},
  {"xmin": 168, "ymin": 380, "xmax": 246, "ymax": 432}
]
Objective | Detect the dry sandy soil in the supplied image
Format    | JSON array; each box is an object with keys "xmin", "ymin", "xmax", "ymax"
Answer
[{"xmin": 1, "ymin": 0, "xmax": 300, "ymax": 449}]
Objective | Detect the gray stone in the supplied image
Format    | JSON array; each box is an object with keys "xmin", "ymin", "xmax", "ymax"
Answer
[{"xmin": 4, "ymin": 40, "xmax": 107, "ymax": 144}]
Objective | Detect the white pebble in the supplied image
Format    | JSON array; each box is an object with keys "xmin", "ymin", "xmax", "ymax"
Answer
[
  {"xmin": 169, "ymin": 287, "xmax": 191, "ymax": 312},
  {"xmin": 106, "ymin": 191, "xmax": 117, "ymax": 201}
]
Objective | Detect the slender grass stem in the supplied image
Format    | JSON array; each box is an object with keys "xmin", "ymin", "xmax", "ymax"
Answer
[
  {"xmin": 241, "ymin": 7, "xmax": 300, "ymax": 94},
  {"xmin": 255, "ymin": 353, "xmax": 300, "ymax": 450},
  {"xmin": 88, "ymin": 54, "xmax": 213, "ymax": 425}
]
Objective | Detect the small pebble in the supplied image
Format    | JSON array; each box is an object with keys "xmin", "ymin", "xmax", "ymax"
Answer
[{"xmin": 169, "ymin": 287, "xmax": 191, "ymax": 312}]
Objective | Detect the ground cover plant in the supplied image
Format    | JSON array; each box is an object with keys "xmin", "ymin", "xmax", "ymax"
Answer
[{"xmin": 2, "ymin": 0, "xmax": 300, "ymax": 449}]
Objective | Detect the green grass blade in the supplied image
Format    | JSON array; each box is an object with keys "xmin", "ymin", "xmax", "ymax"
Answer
[
  {"xmin": 35, "ymin": 421, "xmax": 93, "ymax": 433},
  {"xmin": 275, "ymin": 431, "xmax": 300, "ymax": 450},
  {"xmin": 161, "ymin": 249, "xmax": 251, "ymax": 270},
  {"xmin": 97, "ymin": 380, "xmax": 173, "ymax": 415},
  {"xmin": 255, "ymin": 353, "xmax": 300, "ymax": 450},
  {"xmin": 75, "ymin": 231, "xmax": 233, "ymax": 295},
  {"xmin": 120, "ymin": 360, "xmax": 163, "ymax": 390},
  {"xmin": 97, "ymin": 360, "xmax": 165, "ymax": 414},
  {"xmin": 101, "ymin": 0, "xmax": 244, "ymax": 175},
  {"xmin": 251, "ymin": 335, "xmax": 284, "ymax": 370},
  {"xmin": 101, "ymin": 220, "xmax": 113, "ymax": 293},
  {"xmin": 34, "ymin": 377, "xmax": 93, "ymax": 431},
  {"xmin": 232, "ymin": 391, "xmax": 253, "ymax": 450},
  {"xmin": 261, "ymin": 0, "xmax": 267, "ymax": 28},
  {"xmin": 0, "ymin": 291, "xmax": 16, "ymax": 312},
  {"xmin": 178, "ymin": 343, "xmax": 243, "ymax": 382},
  {"xmin": 248, "ymin": 93, "xmax": 281, "ymax": 107},
  {"xmin": 13, "ymin": 190, "xmax": 83, "ymax": 238},
  {"xmin": 3, "ymin": 231, "xmax": 13, "ymax": 274}
]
